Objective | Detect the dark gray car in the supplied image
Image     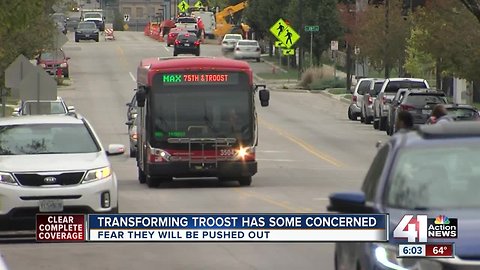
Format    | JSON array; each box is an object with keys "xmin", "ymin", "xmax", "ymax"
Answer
[{"xmin": 75, "ymin": 21, "xmax": 99, "ymax": 42}]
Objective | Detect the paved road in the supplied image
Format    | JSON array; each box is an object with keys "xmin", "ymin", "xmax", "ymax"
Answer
[{"xmin": 0, "ymin": 32, "xmax": 388, "ymax": 270}]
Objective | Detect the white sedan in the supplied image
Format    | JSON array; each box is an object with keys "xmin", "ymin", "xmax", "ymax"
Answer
[
  {"xmin": 221, "ymin": 34, "xmax": 243, "ymax": 51},
  {"xmin": 233, "ymin": 40, "xmax": 261, "ymax": 62}
]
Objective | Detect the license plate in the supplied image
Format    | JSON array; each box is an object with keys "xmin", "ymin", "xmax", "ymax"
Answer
[
  {"xmin": 85, "ymin": 34, "xmax": 90, "ymax": 37},
  {"xmin": 39, "ymin": 200, "xmax": 63, "ymax": 212},
  {"xmin": 422, "ymin": 110, "xmax": 431, "ymax": 114},
  {"xmin": 184, "ymin": 43, "xmax": 190, "ymax": 46}
]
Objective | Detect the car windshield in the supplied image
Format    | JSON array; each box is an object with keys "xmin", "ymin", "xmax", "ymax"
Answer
[
  {"xmin": 237, "ymin": 41, "xmax": 258, "ymax": 46},
  {"xmin": 177, "ymin": 17, "xmax": 196, "ymax": 23},
  {"xmin": 177, "ymin": 34, "xmax": 197, "ymax": 41},
  {"xmin": 403, "ymin": 94, "xmax": 447, "ymax": 106},
  {"xmin": 0, "ymin": 123, "xmax": 100, "ymax": 155},
  {"xmin": 373, "ymin": 82, "xmax": 384, "ymax": 95},
  {"xmin": 84, "ymin": 13, "xmax": 101, "ymax": 19},
  {"xmin": 22, "ymin": 101, "xmax": 66, "ymax": 115},
  {"xmin": 40, "ymin": 51, "xmax": 64, "ymax": 60},
  {"xmin": 387, "ymin": 144, "xmax": 480, "ymax": 209},
  {"xmin": 447, "ymin": 108, "xmax": 479, "ymax": 120},
  {"xmin": 225, "ymin": 35, "xmax": 242, "ymax": 40},
  {"xmin": 78, "ymin": 22, "xmax": 96, "ymax": 29},
  {"xmin": 385, "ymin": 81, "xmax": 427, "ymax": 93}
]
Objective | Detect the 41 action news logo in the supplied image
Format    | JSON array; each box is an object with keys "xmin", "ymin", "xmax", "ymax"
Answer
[{"xmin": 393, "ymin": 215, "xmax": 458, "ymax": 243}]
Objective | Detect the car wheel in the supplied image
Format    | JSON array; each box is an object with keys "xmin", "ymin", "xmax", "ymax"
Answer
[
  {"xmin": 173, "ymin": 51, "xmax": 178, "ymax": 56},
  {"xmin": 348, "ymin": 107, "xmax": 354, "ymax": 120},
  {"xmin": 256, "ymin": 58, "xmax": 260, "ymax": 62},
  {"xmin": 360, "ymin": 109, "xmax": 365, "ymax": 123},
  {"xmin": 373, "ymin": 119, "xmax": 379, "ymax": 129},
  {"xmin": 63, "ymin": 70, "xmax": 69, "ymax": 78},
  {"xmin": 75, "ymin": 38, "xmax": 79, "ymax": 42},
  {"xmin": 146, "ymin": 174, "xmax": 160, "ymax": 188},
  {"xmin": 195, "ymin": 50, "xmax": 200, "ymax": 56},
  {"xmin": 379, "ymin": 117, "xmax": 387, "ymax": 131},
  {"xmin": 95, "ymin": 37, "xmax": 99, "ymax": 42},
  {"xmin": 365, "ymin": 115, "xmax": 372, "ymax": 124},
  {"xmin": 238, "ymin": 176, "xmax": 252, "ymax": 186},
  {"xmin": 138, "ymin": 167, "xmax": 146, "ymax": 184},
  {"xmin": 167, "ymin": 44, "xmax": 171, "ymax": 47}
]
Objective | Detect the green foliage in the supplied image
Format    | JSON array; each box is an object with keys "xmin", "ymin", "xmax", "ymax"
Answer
[
  {"xmin": 0, "ymin": 0, "xmax": 60, "ymax": 88},
  {"xmin": 404, "ymin": 27, "xmax": 435, "ymax": 77}
]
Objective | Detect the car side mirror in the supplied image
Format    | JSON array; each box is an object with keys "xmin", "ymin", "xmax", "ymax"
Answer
[
  {"xmin": 106, "ymin": 144, "xmax": 125, "ymax": 156},
  {"xmin": 66, "ymin": 57, "xmax": 71, "ymax": 60},
  {"xmin": 125, "ymin": 120, "xmax": 134, "ymax": 126},
  {"xmin": 376, "ymin": 141, "xmax": 382, "ymax": 148},
  {"xmin": 67, "ymin": 105, "xmax": 75, "ymax": 113},
  {"xmin": 327, "ymin": 192, "xmax": 372, "ymax": 213},
  {"xmin": 258, "ymin": 89, "xmax": 270, "ymax": 107}
]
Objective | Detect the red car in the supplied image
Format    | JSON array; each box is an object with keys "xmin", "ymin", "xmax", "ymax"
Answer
[
  {"xmin": 167, "ymin": 28, "xmax": 187, "ymax": 47},
  {"xmin": 37, "ymin": 49, "xmax": 70, "ymax": 78}
]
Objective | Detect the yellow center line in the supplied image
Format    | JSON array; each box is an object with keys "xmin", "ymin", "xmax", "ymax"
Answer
[
  {"xmin": 259, "ymin": 118, "xmax": 345, "ymax": 168},
  {"xmin": 235, "ymin": 189, "xmax": 308, "ymax": 213}
]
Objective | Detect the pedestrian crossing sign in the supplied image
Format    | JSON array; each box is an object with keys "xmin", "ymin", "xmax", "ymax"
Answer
[
  {"xmin": 269, "ymin": 18, "xmax": 300, "ymax": 49},
  {"xmin": 274, "ymin": 41, "xmax": 286, "ymax": 48},
  {"xmin": 178, "ymin": 0, "xmax": 189, "ymax": 12},
  {"xmin": 282, "ymin": 48, "xmax": 295, "ymax": 56}
]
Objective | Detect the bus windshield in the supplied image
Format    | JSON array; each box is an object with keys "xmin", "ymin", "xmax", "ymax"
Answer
[{"xmin": 150, "ymin": 72, "xmax": 253, "ymax": 146}]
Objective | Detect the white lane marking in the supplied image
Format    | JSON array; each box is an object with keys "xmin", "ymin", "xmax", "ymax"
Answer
[
  {"xmin": 257, "ymin": 150, "xmax": 288, "ymax": 153},
  {"xmin": 256, "ymin": 158, "xmax": 295, "ymax": 162},
  {"xmin": 164, "ymin": 46, "xmax": 170, "ymax": 52},
  {"xmin": 129, "ymin": 72, "xmax": 136, "ymax": 82}
]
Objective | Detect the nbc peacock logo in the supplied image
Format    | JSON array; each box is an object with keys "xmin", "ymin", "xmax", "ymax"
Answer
[{"xmin": 434, "ymin": 215, "xmax": 450, "ymax": 225}]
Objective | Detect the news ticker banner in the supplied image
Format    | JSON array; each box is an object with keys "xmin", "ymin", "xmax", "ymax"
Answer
[{"xmin": 36, "ymin": 213, "xmax": 388, "ymax": 242}]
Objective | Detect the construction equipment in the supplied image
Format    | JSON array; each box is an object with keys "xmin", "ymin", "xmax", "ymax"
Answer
[{"xmin": 214, "ymin": 1, "xmax": 250, "ymax": 39}]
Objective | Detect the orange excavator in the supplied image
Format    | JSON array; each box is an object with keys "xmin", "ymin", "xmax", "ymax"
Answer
[{"xmin": 214, "ymin": 1, "xmax": 250, "ymax": 39}]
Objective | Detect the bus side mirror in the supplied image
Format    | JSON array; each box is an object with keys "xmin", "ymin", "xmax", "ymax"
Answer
[
  {"xmin": 259, "ymin": 89, "xmax": 270, "ymax": 107},
  {"xmin": 136, "ymin": 88, "xmax": 146, "ymax": 107}
]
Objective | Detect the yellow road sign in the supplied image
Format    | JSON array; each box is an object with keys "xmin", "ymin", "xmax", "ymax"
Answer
[
  {"xmin": 269, "ymin": 18, "xmax": 300, "ymax": 49},
  {"xmin": 194, "ymin": 1, "xmax": 204, "ymax": 8},
  {"xmin": 282, "ymin": 48, "xmax": 295, "ymax": 56},
  {"xmin": 178, "ymin": 0, "xmax": 189, "ymax": 12},
  {"xmin": 274, "ymin": 41, "xmax": 286, "ymax": 48},
  {"xmin": 123, "ymin": 23, "xmax": 129, "ymax": 31}
]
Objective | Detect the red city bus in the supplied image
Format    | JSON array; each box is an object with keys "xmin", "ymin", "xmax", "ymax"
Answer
[{"xmin": 135, "ymin": 57, "xmax": 270, "ymax": 188}]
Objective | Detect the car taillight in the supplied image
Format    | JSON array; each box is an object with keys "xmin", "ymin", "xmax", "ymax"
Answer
[
  {"xmin": 194, "ymin": 40, "xmax": 200, "ymax": 46},
  {"xmin": 168, "ymin": 33, "xmax": 173, "ymax": 37},
  {"xmin": 352, "ymin": 95, "xmax": 357, "ymax": 104},
  {"xmin": 256, "ymin": 47, "xmax": 260, "ymax": 51},
  {"xmin": 236, "ymin": 47, "xmax": 240, "ymax": 51},
  {"xmin": 368, "ymin": 96, "xmax": 373, "ymax": 105},
  {"xmin": 400, "ymin": 104, "xmax": 415, "ymax": 111},
  {"xmin": 175, "ymin": 40, "xmax": 180, "ymax": 45},
  {"xmin": 147, "ymin": 146, "xmax": 171, "ymax": 163}
]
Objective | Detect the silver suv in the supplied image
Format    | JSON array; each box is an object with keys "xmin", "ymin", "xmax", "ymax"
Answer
[{"xmin": 0, "ymin": 114, "xmax": 124, "ymax": 230}]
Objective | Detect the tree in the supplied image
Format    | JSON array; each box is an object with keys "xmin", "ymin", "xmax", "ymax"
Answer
[
  {"xmin": 0, "ymin": 0, "xmax": 59, "ymax": 89},
  {"xmin": 354, "ymin": 0, "xmax": 410, "ymax": 76}
]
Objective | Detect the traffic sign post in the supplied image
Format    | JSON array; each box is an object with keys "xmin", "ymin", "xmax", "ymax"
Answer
[
  {"xmin": 305, "ymin": 25, "xmax": 319, "ymax": 67},
  {"xmin": 282, "ymin": 48, "xmax": 295, "ymax": 56},
  {"xmin": 331, "ymin": 41, "xmax": 339, "ymax": 79},
  {"xmin": 18, "ymin": 66, "xmax": 57, "ymax": 114},
  {"xmin": 124, "ymin": 14, "xmax": 130, "ymax": 22},
  {"xmin": 269, "ymin": 18, "xmax": 300, "ymax": 49}
]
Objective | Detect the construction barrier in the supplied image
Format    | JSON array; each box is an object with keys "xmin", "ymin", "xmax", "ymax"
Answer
[{"xmin": 104, "ymin": 23, "xmax": 115, "ymax": 40}]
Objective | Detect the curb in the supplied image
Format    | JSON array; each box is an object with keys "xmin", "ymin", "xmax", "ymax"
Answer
[
  {"xmin": 318, "ymin": 90, "xmax": 351, "ymax": 104},
  {"xmin": 261, "ymin": 58, "xmax": 288, "ymax": 73}
]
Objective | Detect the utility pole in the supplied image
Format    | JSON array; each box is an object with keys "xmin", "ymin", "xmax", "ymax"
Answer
[
  {"xmin": 298, "ymin": 0, "xmax": 303, "ymax": 80},
  {"xmin": 384, "ymin": 0, "xmax": 390, "ymax": 78}
]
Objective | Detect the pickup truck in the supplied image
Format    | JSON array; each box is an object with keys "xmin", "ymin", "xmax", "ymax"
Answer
[
  {"xmin": 82, "ymin": 11, "xmax": 105, "ymax": 31},
  {"xmin": 175, "ymin": 17, "xmax": 198, "ymax": 34}
]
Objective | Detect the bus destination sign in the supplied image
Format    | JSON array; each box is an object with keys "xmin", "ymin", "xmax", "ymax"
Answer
[{"xmin": 161, "ymin": 73, "xmax": 239, "ymax": 85}]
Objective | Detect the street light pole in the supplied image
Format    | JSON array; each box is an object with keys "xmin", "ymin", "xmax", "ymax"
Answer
[{"xmin": 310, "ymin": 31, "xmax": 313, "ymax": 67}]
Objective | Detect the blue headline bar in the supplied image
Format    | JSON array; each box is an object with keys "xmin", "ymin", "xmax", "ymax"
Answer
[{"xmin": 88, "ymin": 214, "xmax": 388, "ymax": 229}]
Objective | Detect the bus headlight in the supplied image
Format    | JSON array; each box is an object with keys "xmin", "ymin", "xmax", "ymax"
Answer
[
  {"xmin": 235, "ymin": 146, "xmax": 255, "ymax": 161},
  {"xmin": 83, "ymin": 166, "xmax": 111, "ymax": 183}
]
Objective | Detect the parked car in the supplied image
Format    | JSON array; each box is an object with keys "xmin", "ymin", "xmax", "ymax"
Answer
[
  {"xmin": 51, "ymin": 13, "xmax": 68, "ymax": 34},
  {"xmin": 233, "ymin": 40, "xmax": 261, "ymax": 62},
  {"xmin": 0, "ymin": 114, "xmax": 124, "ymax": 230},
  {"xmin": 173, "ymin": 33, "xmax": 200, "ymax": 56},
  {"xmin": 75, "ymin": 21, "xmax": 99, "ymax": 42},
  {"xmin": 360, "ymin": 79, "xmax": 385, "ymax": 124},
  {"xmin": 36, "ymin": 49, "xmax": 70, "ymax": 78},
  {"xmin": 221, "ymin": 34, "xmax": 243, "ymax": 52},
  {"xmin": 385, "ymin": 88, "xmax": 410, "ymax": 135},
  {"xmin": 348, "ymin": 78, "xmax": 374, "ymax": 121},
  {"xmin": 328, "ymin": 122, "xmax": 480, "ymax": 269},
  {"xmin": 373, "ymin": 78, "xmax": 429, "ymax": 130},
  {"xmin": 126, "ymin": 93, "xmax": 137, "ymax": 122},
  {"xmin": 166, "ymin": 27, "xmax": 187, "ymax": 46},
  {"xmin": 445, "ymin": 104, "xmax": 480, "ymax": 121},
  {"xmin": 12, "ymin": 97, "xmax": 75, "ymax": 116}
]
